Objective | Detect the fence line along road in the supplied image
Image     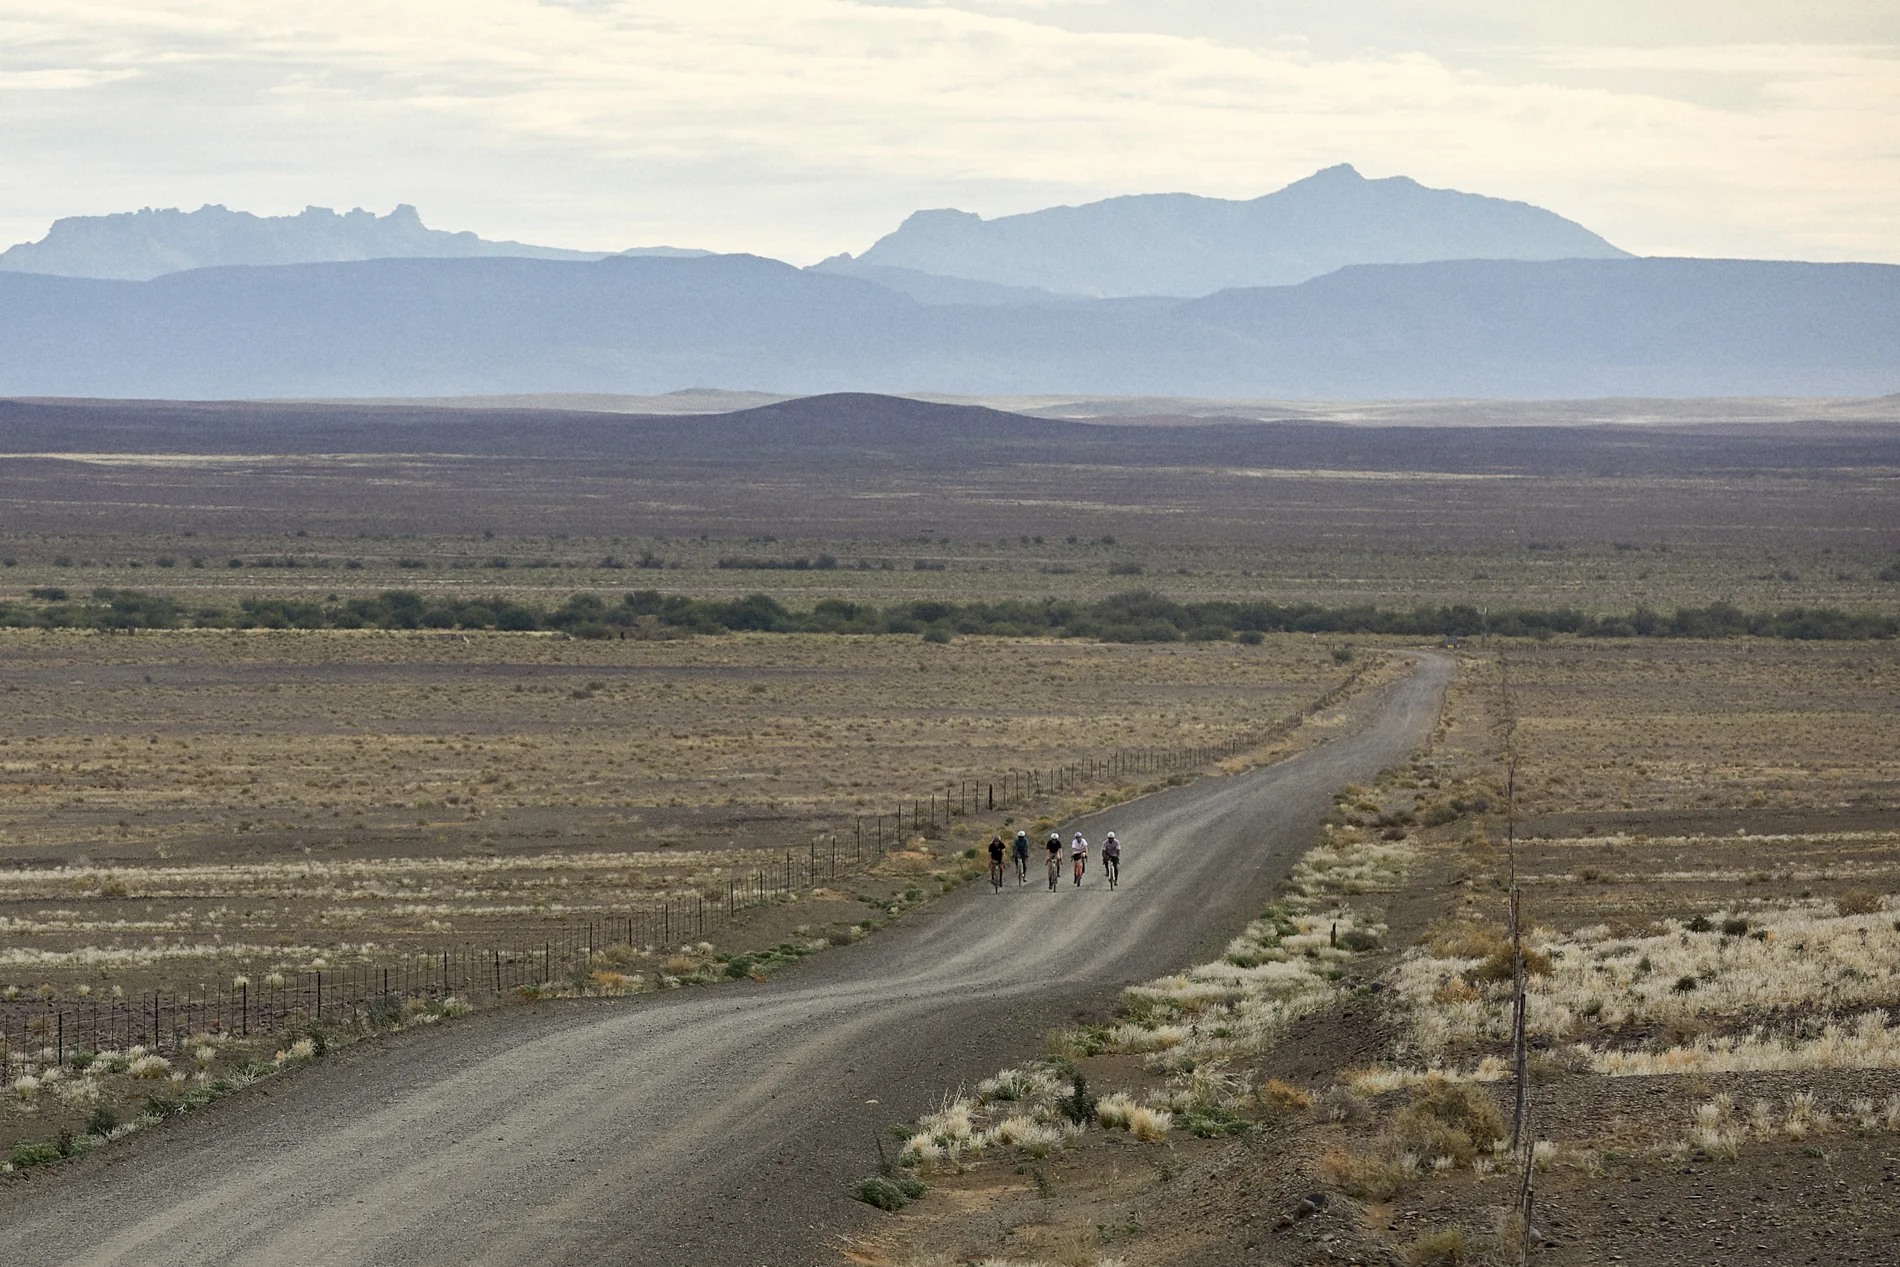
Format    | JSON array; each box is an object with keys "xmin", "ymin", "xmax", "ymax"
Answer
[{"xmin": 0, "ymin": 661, "xmax": 1371, "ymax": 1058}]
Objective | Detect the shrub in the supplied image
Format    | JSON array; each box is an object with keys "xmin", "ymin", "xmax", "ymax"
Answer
[
  {"xmin": 1339, "ymin": 928, "xmax": 1383, "ymax": 952},
  {"xmin": 851, "ymin": 1172, "xmax": 925, "ymax": 1211},
  {"xmin": 127, "ymin": 1054, "xmax": 171, "ymax": 1079},
  {"xmin": 1095, "ymin": 1092, "xmax": 1137, "ymax": 1129},
  {"xmin": 1258, "ymin": 1079, "xmax": 1313, "ymax": 1118},
  {"xmin": 9, "ymin": 1141, "xmax": 62, "ymax": 1168},
  {"xmin": 1837, "ymin": 888, "xmax": 1884, "ymax": 916},
  {"xmin": 1057, "ymin": 1074, "xmax": 1098, "ymax": 1125},
  {"xmin": 85, "ymin": 1105, "xmax": 119, "ymax": 1137},
  {"xmin": 1127, "ymin": 1106, "xmax": 1172, "ymax": 1140},
  {"xmin": 1407, "ymin": 1227, "xmax": 1468, "ymax": 1266},
  {"xmin": 1392, "ymin": 1078, "xmax": 1505, "ymax": 1165},
  {"xmin": 1468, "ymin": 945, "xmax": 1552, "ymax": 983},
  {"xmin": 1181, "ymin": 1105, "xmax": 1250, "ymax": 1137},
  {"xmin": 1318, "ymin": 1147, "xmax": 1408, "ymax": 1199},
  {"xmin": 1317, "ymin": 1085, "xmax": 1369, "ymax": 1123}
]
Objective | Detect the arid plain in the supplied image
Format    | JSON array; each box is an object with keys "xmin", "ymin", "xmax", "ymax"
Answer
[{"xmin": 2, "ymin": 392, "xmax": 1898, "ymax": 1266}]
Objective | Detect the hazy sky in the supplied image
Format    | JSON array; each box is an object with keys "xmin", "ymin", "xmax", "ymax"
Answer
[{"xmin": 3, "ymin": 1, "xmax": 1896, "ymax": 263}]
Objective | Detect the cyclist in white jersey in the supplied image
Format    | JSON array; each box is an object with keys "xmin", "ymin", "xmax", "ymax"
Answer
[{"xmin": 1070, "ymin": 832, "xmax": 1088, "ymax": 886}]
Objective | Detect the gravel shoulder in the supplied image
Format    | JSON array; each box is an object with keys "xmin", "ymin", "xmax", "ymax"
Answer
[{"xmin": 1, "ymin": 655, "xmax": 1451, "ymax": 1267}]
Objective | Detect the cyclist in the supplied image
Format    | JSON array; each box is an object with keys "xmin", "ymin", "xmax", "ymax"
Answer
[
  {"xmin": 1102, "ymin": 831, "xmax": 1121, "ymax": 888},
  {"xmin": 1012, "ymin": 830, "xmax": 1031, "ymax": 884},
  {"xmin": 1045, "ymin": 832, "xmax": 1063, "ymax": 891},
  {"xmin": 1070, "ymin": 832, "xmax": 1088, "ymax": 887},
  {"xmin": 987, "ymin": 835, "xmax": 1006, "ymax": 892}
]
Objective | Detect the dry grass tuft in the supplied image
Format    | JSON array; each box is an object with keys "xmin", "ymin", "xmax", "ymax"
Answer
[
  {"xmin": 1318, "ymin": 1146, "xmax": 1411, "ymax": 1199},
  {"xmin": 1257, "ymin": 1078, "xmax": 1313, "ymax": 1117},
  {"xmin": 1405, "ymin": 1227, "xmax": 1469, "ymax": 1267}
]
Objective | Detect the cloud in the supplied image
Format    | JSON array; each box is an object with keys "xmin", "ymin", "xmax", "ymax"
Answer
[{"xmin": 0, "ymin": 0, "xmax": 1894, "ymax": 264}]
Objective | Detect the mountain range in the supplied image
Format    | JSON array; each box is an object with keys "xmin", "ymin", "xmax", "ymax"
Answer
[
  {"xmin": 0, "ymin": 204, "xmax": 710, "ymax": 282},
  {"xmin": 2, "ymin": 166, "xmax": 1621, "ymax": 298},
  {"xmin": 1, "ymin": 253, "xmax": 1893, "ymax": 399},
  {"xmin": 0, "ymin": 169, "xmax": 1893, "ymax": 400},
  {"xmin": 822, "ymin": 164, "xmax": 1628, "ymax": 297}
]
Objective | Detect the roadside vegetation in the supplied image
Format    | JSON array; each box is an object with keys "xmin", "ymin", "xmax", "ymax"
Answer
[{"xmin": 866, "ymin": 635, "xmax": 1900, "ymax": 1266}]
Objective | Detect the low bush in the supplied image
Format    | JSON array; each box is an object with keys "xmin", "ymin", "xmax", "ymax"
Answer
[
  {"xmin": 1406, "ymin": 1227, "xmax": 1468, "ymax": 1266},
  {"xmin": 1257, "ymin": 1079, "xmax": 1313, "ymax": 1118},
  {"xmin": 1318, "ymin": 1147, "xmax": 1408, "ymax": 1199},
  {"xmin": 852, "ymin": 1172, "xmax": 926, "ymax": 1211},
  {"xmin": 1837, "ymin": 888, "xmax": 1884, "ymax": 916},
  {"xmin": 1389, "ymin": 1078, "xmax": 1506, "ymax": 1167},
  {"xmin": 9, "ymin": 1140, "xmax": 63, "ymax": 1168},
  {"xmin": 1181, "ymin": 1105, "xmax": 1250, "ymax": 1137},
  {"xmin": 1057, "ymin": 1074, "xmax": 1099, "ymax": 1125}
]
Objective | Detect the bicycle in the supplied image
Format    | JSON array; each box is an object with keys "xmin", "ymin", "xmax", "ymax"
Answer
[
  {"xmin": 1046, "ymin": 852, "xmax": 1061, "ymax": 891},
  {"xmin": 1072, "ymin": 853, "xmax": 1086, "ymax": 887},
  {"xmin": 1104, "ymin": 854, "xmax": 1120, "ymax": 889},
  {"xmin": 990, "ymin": 857, "xmax": 1004, "ymax": 893},
  {"xmin": 1014, "ymin": 850, "xmax": 1029, "ymax": 886}
]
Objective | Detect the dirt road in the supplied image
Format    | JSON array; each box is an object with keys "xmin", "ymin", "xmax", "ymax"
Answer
[{"xmin": 2, "ymin": 654, "xmax": 1451, "ymax": 1267}]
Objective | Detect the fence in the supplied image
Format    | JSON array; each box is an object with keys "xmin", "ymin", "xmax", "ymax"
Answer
[{"xmin": 1, "ymin": 661, "xmax": 1370, "ymax": 1059}]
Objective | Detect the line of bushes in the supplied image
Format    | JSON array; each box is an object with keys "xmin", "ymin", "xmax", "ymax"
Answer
[{"xmin": 0, "ymin": 589, "xmax": 1893, "ymax": 642}]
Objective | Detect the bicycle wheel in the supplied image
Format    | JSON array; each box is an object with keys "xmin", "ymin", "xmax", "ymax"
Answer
[
  {"xmin": 991, "ymin": 862, "xmax": 1003, "ymax": 893},
  {"xmin": 1047, "ymin": 859, "xmax": 1058, "ymax": 891}
]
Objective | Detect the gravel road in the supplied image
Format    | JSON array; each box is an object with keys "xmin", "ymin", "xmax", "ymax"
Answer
[{"xmin": 3, "ymin": 654, "xmax": 1450, "ymax": 1267}]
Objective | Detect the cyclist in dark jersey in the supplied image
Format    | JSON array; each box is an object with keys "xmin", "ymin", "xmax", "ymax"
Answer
[
  {"xmin": 1045, "ymin": 832, "xmax": 1063, "ymax": 891},
  {"xmin": 1101, "ymin": 831, "xmax": 1122, "ymax": 888},
  {"xmin": 1012, "ymin": 830, "xmax": 1031, "ymax": 884},
  {"xmin": 987, "ymin": 835, "xmax": 1006, "ymax": 891}
]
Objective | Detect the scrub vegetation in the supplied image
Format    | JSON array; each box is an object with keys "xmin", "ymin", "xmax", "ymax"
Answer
[{"xmin": 868, "ymin": 635, "xmax": 1900, "ymax": 1266}]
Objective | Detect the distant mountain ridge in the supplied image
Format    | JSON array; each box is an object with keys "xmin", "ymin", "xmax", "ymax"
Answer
[
  {"xmin": 841, "ymin": 164, "xmax": 1630, "ymax": 297},
  {"xmin": 0, "ymin": 204, "xmax": 709, "ymax": 281},
  {"xmin": 0, "ymin": 253, "xmax": 1893, "ymax": 399}
]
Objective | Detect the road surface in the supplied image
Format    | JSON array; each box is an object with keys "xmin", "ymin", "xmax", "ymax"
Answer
[{"xmin": 2, "ymin": 654, "xmax": 1451, "ymax": 1267}]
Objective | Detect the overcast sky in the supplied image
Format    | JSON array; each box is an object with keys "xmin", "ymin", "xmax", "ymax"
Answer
[{"xmin": 3, "ymin": 1, "xmax": 1896, "ymax": 263}]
